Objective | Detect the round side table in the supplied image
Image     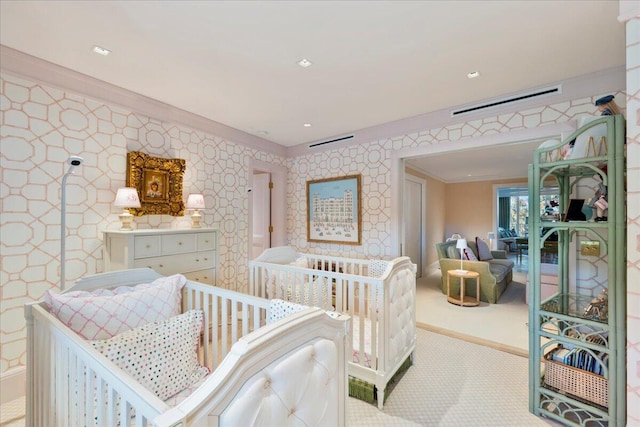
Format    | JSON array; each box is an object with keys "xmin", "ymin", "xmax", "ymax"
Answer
[{"xmin": 446, "ymin": 270, "xmax": 480, "ymax": 306}]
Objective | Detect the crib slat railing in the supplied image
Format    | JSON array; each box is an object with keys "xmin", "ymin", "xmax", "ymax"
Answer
[
  {"xmin": 183, "ymin": 281, "xmax": 269, "ymax": 372},
  {"xmin": 27, "ymin": 303, "xmax": 168, "ymax": 427},
  {"xmin": 248, "ymin": 258, "xmax": 388, "ymax": 369}
]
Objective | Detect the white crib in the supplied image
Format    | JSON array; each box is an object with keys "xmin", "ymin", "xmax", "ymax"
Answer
[
  {"xmin": 249, "ymin": 246, "xmax": 416, "ymax": 409},
  {"xmin": 25, "ymin": 268, "xmax": 350, "ymax": 426}
]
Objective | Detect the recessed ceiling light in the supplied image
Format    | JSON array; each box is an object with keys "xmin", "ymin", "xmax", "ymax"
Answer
[
  {"xmin": 256, "ymin": 130, "xmax": 269, "ymax": 136},
  {"xmin": 297, "ymin": 59, "xmax": 313, "ymax": 68},
  {"xmin": 467, "ymin": 71, "xmax": 480, "ymax": 79},
  {"xmin": 303, "ymin": 123, "xmax": 312, "ymax": 127},
  {"xmin": 92, "ymin": 45, "xmax": 111, "ymax": 56}
]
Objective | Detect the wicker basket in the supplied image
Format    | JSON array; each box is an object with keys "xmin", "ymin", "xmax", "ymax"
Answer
[{"xmin": 543, "ymin": 353, "xmax": 608, "ymax": 407}]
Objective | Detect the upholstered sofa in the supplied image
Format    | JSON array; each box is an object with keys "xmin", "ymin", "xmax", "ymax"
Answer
[
  {"xmin": 435, "ymin": 240, "xmax": 514, "ymax": 304},
  {"xmin": 498, "ymin": 227, "xmax": 518, "ymax": 252}
]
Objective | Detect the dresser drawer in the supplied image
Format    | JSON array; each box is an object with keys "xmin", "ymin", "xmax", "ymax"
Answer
[
  {"xmin": 197, "ymin": 232, "xmax": 217, "ymax": 251},
  {"xmin": 133, "ymin": 252, "xmax": 214, "ymax": 276},
  {"xmin": 183, "ymin": 268, "xmax": 216, "ymax": 285},
  {"xmin": 103, "ymin": 229, "xmax": 218, "ymax": 282},
  {"xmin": 134, "ymin": 236, "xmax": 161, "ymax": 258},
  {"xmin": 161, "ymin": 233, "xmax": 197, "ymax": 255}
]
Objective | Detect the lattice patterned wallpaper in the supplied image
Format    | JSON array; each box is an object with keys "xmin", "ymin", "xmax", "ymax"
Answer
[
  {"xmin": 0, "ymin": 72, "xmax": 285, "ymax": 372},
  {"xmin": 624, "ymin": 15, "xmax": 640, "ymax": 426},
  {"xmin": 1, "ymin": 20, "xmax": 639, "ymax": 424}
]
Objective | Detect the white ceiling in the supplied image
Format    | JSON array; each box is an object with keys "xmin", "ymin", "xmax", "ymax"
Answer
[
  {"xmin": 405, "ymin": 138, "xmax": 546, "ymax": 183},
  {"xmin": 0, "ymin": 1, "xmax": 625, "ymax": 180}
]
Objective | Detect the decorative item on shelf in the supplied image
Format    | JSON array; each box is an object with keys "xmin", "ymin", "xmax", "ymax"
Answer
[
  {"xmin": 186, "ymin": 194, "xmax": 206, "ymax": 228},
  {"xmin": 455, "ymin": 238, "xmax": 468, "ymax": 274},
  {"xmin": 594, "ymin": 94, "xmax": 621, "ymax": 117},
  {"xmin": 583, "ymin": 289, "xmax": 609, "ymax": 322},
  {"xmin": 487, "ymin": 232, "xmax": 496, "ymax": 250},
  {"xmin": 114, "ymin": 187, "xmax": 141, "ymax": 231}
]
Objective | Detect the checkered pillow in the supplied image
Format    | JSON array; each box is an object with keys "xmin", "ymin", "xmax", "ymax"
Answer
[
  {"xmin": 45, "ymin": 274, "xmax": 186, "ymax": 340},
  {"xmin": 91, "ymin": 310, "xmax": 209, "ymax": 401}
]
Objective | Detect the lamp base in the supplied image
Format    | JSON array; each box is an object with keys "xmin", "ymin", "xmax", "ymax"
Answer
[
  {"xmin": 191, "ymin": 210, "xmax": 202, "ymax": 228},
  {"xmin": 119, "ymin": 210, "xmax": 134, "ymax": 231}
]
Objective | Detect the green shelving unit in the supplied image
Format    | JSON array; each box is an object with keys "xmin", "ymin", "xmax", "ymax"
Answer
[{"xmin": 528, "ymin": 115, "xmax": 626, "ymax": 426}]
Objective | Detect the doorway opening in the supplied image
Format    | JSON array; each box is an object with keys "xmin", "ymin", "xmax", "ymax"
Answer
[
  {"xmin": 248, "ymin": 159, "xmax": 287, "ymax": 260},
  {"xmin": 404, "ymin": 173, "xmax": 426, "ymax": 278}
]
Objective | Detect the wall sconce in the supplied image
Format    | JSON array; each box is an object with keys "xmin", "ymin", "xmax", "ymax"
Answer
[
  {"xmin": 456, "ymin": 238, "xmax": 468, "ymax": 274},
  {"xmin": 114, "ymin": 187, "xmax": 141, "ymax": 230},
  {"xmin": 186, "ymin": 194, "xmax": 205, "ymax": 228}
]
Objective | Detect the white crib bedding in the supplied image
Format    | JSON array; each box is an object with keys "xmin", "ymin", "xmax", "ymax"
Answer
[
  {"xmin": 268, "ymin": 297, "xmax": 374, "ymax": 368},
  {"xmin": 163, "ymin": 375, "xmax": 209, "ymax": 407}
]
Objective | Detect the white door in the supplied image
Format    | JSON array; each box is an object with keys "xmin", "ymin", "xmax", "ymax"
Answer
[
  {"xmin": 252, "ymin": 172, "xmax": 271, "ymax": 259},
  {"xmin": 404, "ymin": 175, "xmax": 425, "ymax": 278}
]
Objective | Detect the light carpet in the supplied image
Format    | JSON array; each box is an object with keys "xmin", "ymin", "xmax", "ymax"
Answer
[
  {"xmin": 349, "ymin": 327, "xmax": 558, "ymax": 426},
  {"xmin": 415, "ymin": 265, "xmax": 531, "ymax": 355}
]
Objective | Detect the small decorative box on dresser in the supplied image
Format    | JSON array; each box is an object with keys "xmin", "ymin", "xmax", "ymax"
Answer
[{"xmin": 103, "ymin": 228, "xmax": 218, "ymax": 285}]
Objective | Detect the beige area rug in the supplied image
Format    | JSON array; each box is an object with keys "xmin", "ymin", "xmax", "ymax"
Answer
[
  {"xmin": 349, "ymin": 327, "xmax": 559, "ymax": 426},
  {"xmin": 415, "ymin": 265, "xmax": 531, "ymax": 356}
]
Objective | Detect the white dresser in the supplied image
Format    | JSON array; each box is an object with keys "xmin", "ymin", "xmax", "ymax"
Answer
[{"xmin": 103, "ymin": 228, "xmax": 218, "ymax": 285}]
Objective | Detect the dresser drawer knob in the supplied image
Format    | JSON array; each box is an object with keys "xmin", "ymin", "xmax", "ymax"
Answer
[
  {"xmin": 196, "ymin": 259, "xmax": 200, "ymax": 262},
  {"xmin": 178, "ymin": 242, "xmax": 182, "ymax": 245},
  {"xmin": 146, "ymin": 244, "xmax": 150, "ymax": 248},
  {"xmin": 159, "ymin": 264, "xmax": 164, "ymax": 267}
]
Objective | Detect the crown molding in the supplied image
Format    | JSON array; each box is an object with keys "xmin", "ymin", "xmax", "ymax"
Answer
[{"xmin": 0, "ymin": 45, "xmax": 286, "ymax": 158}]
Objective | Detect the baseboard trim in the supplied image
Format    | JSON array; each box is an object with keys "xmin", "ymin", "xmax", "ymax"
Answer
[
  {"xmin": 416, "ymin": 322, "xmax": 528, "ymax": 358},
  {"xmin": 0, "ymin": 367, "xmax": 26, "ymax": 405}
]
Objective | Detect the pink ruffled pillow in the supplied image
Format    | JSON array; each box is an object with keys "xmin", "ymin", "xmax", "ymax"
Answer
[{"xmin": 45, "ymin": 274, "xmax": 186, "ymax": 340}]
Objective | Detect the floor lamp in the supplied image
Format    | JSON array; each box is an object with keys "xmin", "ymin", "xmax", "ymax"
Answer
[{"xmin": 60, "ymin": 156, "xmax": 83, "ymax": 291}]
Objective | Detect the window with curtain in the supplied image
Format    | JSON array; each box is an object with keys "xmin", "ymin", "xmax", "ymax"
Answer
[{"xmin": 498, "ymin": 187, "xmax": 559, "ymax": 237}]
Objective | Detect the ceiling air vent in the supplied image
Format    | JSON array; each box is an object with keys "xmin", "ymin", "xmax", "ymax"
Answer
[
  {"xmin": 451, "ymin": 85, "xmax": 561, "ymax": 117},
  {"xmin": 308, "ymin": 134, "xmax": 355, "ymax": 148}
]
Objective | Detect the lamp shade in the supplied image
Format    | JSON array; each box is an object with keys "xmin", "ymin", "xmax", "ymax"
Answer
[
  {"xmin": 456, "ymin": 238, "xmax": 468, "ymax": 250},
  {"xmin": 114, "ymin": 187, "xmax": 141, "ymax": 208},
  {"xmin": 186, "ymin": 194, "xmax": 205, "ymax": 210},
  {"xmin": 487, "ymin": 232, "xmax": 496, "ymax": 240}
]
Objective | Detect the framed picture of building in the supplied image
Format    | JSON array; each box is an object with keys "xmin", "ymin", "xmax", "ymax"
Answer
[{"xmin": 306, "ymin": 174, "xmax": 361, "ymax": 245}]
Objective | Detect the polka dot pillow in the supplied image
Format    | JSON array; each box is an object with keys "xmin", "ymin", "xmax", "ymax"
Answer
[
  {"xmin": 45, "ymin": 274, "xmax": 186, "ymax": 340},
  {"xmin": 268, "ymin": 299, "xmax": 339, "ymax": 324},
  {"xmin": 91, "ymin": 310, "xmax": 209, "ymax": 401},
  {"xmin": 268, "ymin": 299, "xmax": 309, "ymax": 323}
]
